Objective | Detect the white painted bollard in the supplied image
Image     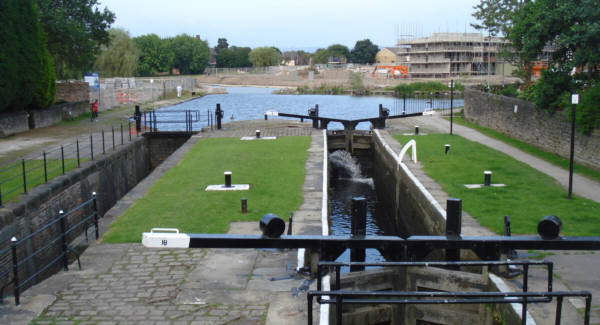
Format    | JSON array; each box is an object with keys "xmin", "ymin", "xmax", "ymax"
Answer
[
  {"xmin": 256, "ymin": 130, "xmax": 261, "ymax": 138},
  {"xmin": 225, "ymin": 171, "xmax": 232, "ymax": 188},
  {"xmin": 484, "ymin": 171, "xmax": 492, "ymax": 186}
]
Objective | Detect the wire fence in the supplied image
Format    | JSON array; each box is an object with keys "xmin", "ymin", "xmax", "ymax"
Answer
[
  {"xmin": 0, "ymin": 122, "xmax": 137, "ymax": 206},
  {"xmin": 0, "ymin": 193, "xmax": 99, "ymax": 305}
]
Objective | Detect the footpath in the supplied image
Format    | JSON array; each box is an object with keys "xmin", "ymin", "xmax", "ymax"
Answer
[{"xmin": 387, "ymin": 115, "xmax": 600, "ymax": 324}]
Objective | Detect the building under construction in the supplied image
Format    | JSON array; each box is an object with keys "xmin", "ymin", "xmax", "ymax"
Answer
[{"xmin": 393, "ymin": 32, "xmax": 515, "ymax": 78}]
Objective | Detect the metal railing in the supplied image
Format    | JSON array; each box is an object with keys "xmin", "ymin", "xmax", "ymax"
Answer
[
  {"xmin": 142, "ymin": 109, "xmax": 213, "ymax": 133},
  {"xmin": 0, "ymin": 123, "xmax": 135, "ymax": 206},
  {"xmin": 0, "ymin": 192, "xmax": 99, "ymax": 305},
  {"xmin": 310, "ymin": 260, "xmax": 590, "ymax": 325},
  {"xmin": 392, "ymin": 93, "xmax": 464, "ymax": 117}
]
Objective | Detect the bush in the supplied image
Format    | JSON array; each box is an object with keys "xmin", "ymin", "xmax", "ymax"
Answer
[
  {"xmin": 534, "ymin": 69, "xmax": 572, "ymax": 110},
  {"xmin": 575, "ymin": 83, "xmax": 600, "ymax": 134},
  {"xmin": 394, "ymin": 81, "xmax": 460, "ymax": 97}
]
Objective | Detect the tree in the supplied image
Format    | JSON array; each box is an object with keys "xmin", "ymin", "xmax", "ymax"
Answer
[
  {"xmin": 327, "ymin": 44, "xmax": 350, "ymax": 61},
  {"xmin": 134, "ymin": 34, "xmax": 173, "ymax": 76},
  {"xmin": 313, "ymin": 48, "xmax": 330, "ymax": 64},
  {"xmin": 94, "ymin": 28, "xmax": 138, "ymax": 77},
  {"xmin": 169, "ymin": 34, "xmax": 210, "ymax": 74},
  {"xmin": 0, "ymin": 0, "xmax": 55, "ymax": 112},
  {"xmin": 216, "ymin": 38, "xmax": 229, "ymax": 53},
  {"xmin": 36, "ymin": 0, "xmax": 115, "ymax": 79},
  {"xmin": 217, "ymin": 46, "xmax": 252, "ymax": 68},
  {"xmin": 248, "ymin": 47, "xmax": 280, "ymax": 67},
  {"xmin": 349, "ymin": 39, "xmax": 379, "ymax": 64},
  {"xmin": 508, "ymin": 0, "xmax": 600, "ymax": 79},
  {"xmin": 471, "ymin": 0, "xmax": 520, "ymax": 37}
]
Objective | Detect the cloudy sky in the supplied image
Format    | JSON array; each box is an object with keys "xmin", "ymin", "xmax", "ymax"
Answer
[{"xmin": 98, "ymin": 0, "xmax": 483, "ymax": 50}]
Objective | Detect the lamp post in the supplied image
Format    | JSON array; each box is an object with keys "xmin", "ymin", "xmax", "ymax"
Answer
[
  {"xmin": 448, "ymin": 80, "xmax": 454, "ymax": 135},
  {"xmin": 568, "ymin": 94, "xmax": 578, "ymax": 199}
]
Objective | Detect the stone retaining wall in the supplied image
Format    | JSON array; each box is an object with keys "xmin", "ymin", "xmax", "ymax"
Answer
[
  {"xmin": 0, "ymin": 101, "xmax": 89, "ymax": 138},
  {"xmin": 464, "ymin": 88, "xmax": 600, "ymax": 170}
]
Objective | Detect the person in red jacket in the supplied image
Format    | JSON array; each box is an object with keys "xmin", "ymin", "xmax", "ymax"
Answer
[{"xmin": 91, "ymin": 100, "xmax": 98, "ymax": 121}]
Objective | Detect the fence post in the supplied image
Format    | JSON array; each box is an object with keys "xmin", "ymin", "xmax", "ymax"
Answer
[
  {"xmin": 92, "ymin": 192, "xmax": 99, "ymax": 240},
  {"xmin": 128, "ymin": 120, "xmax": 132, "ymax": 141},
  {"xmin": 43, "ymin": 151, "xmax": 48, "ymax": 183},
  {"xmin": 403, "ymin": 94, "xmax": 406, "ymax": 114},
  {"xmin": 59, "ymin": 210, "xmax": 69, "ymax": 271},
  {"xmin": 21, "ymin": 159, "xmax": 27, "ymax": 194},
  {"xmin": 120, "ymin": 124, "xmax": 124, "ymax": 145},
  {"xmin": 76, "ymin": 139, "xmax": 80, "ymax": 168},
  {"xmin": 0, "ymin": 184, "xmax": 3, "ymax": 206},
  {"xmin": 11, "ymin": 236, "xmax": 19, "ymax": 305},
  {"xmin": 90, "ymin": 134, "xmax": 94, "ymax": 160},
  {"xmin": 102, "ymin": 129, "xmax": 105, "ymax": 154},
  {"xmin": 446, "ymin": 198, "xmax": 462, "ymax": 262},
  {"xmin": 111, "ymin": 127, "xmax": 115, "ymax": 150},
  {"xmin": 61, "ymin": 145, "xmax": 65, "ymax": 174},
  {"xmin": 350, "ymin": 197, "xmax": 367, "ymax": 272}
]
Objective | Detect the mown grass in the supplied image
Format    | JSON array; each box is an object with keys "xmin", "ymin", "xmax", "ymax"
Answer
[
  {"xmin": 394, "ymin": 134, "xmax": 600, "ymax": 236},
  {"xmin": 102, "ymin": 136, "xmax": 311, "ymax": 243},
  {"xmin": 451, "ymin": 117, "xmax": 600, "ymax": 183},
  {"xmin": 0, "ymin": 158, "xmax": 82, "ymax": 204}
]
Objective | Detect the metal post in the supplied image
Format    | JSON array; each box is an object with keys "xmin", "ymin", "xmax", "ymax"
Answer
[
  {"xmin": 102, "ymin": 129, "xmax": 105, "ymax": 154},
  {"xmin": 415, "ymin": 126, "xmax": 419, "ymax": 135},
  {"xmin": 90, "ymin": 134, "xmax": 94, "ymax": 160},
  {"xmin": 568, "ymin": 103, "xmax": 576, "ymax": 199},
  {"xmin": 224, "ymin": 171, "xmax": 232, "ymax": 188},
  {"xmin": 61, "ymin": 146, "xmax": 65, "ymax": 174},
  {"xmin": 0, "ymin": 184, "xmax": 3, "ymax": 206},
  {"xmin": 350, "ymin": 197, "xmax": 367, "ymax": 272},
  {"xmin": 403, "ymin": 94, "xmax": 406, "ymax": 114},
  {"xmin": 256, "ymin": 130, "xmax": 261, "ymax": 138},
  {"xmin": 484, "ymin": 171, "xmax": 492, "ymax": 186},
  {"xmin": 112, "ymin": 126, "xmax": 115, "ymax": 150},
  {"xmin": 135, "ymin": 105, "xmax": 141, "ymax": 134},
  {"xmin": 446, "ymin": 198, "xmax": 462, "ymax": 261},
  {"xmin": 450, "ymin": 79, "xmax": 454, "ymax": 135},
  {"xmin": 121, "ymin": 124, "xmax": 124, "ymax": 145},
  {"xmin": 11, "ymin": 236, "xmax": 19, "ymax": 305},
  {"xmin": 241, "ymin": 198, "xmax": 247, "ymax": 213},
  {"xmin": 444, "ymin": 144, "xmax": 450, "ymax": 155},
  {"xmin": 522, "ymin": 264, "xmax": 529, "ymax": 325},
  {"xmin": 76, "ymin": 139, "xmax": 80, "ymax": 168},
  {"xmin": 287, "ymin": 212, "xmax": 293, "ymax": 235},
  {"xmin": 92, "ymin": 192, "xmax": 99, "ymax": 239},
  {"xmin": 43, "ymin": 151, "xmax": 48, "ymax": 183},
  {"xmin": 555, "ymin": 296, "xmax": 563, "ymax": 325},
  {"xmin": 59, "ymin": 210, "xmax": 69, "ymax": 271},
  {"xmin": 216, "ymin": 104, "xmax": 222, "ymax": 130},
  {"xmin": 21, "ymin": 159, "xmax": 27, "ymax": 193}
]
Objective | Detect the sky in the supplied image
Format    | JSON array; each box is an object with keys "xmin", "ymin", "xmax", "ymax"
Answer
[{"xmin": 98, "ymin": 0, "xmax": 483, "ymax": 51}]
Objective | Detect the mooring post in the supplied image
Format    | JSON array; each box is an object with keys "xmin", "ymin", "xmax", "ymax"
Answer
[
  {"xmin": 241, "ymin": 198, "xmax": 247, "ymax": 213},
  {"xmin": 11, "ymin": 236, "xmax": 19, "ymax": 305},
  {"xmin": 309, "ymin": 104, "xmax": 319, "ymax": 129},
  {"xmin": 256, "ymin": 130, "xmax": 261, "ymax": 139},
  {"xmin": 224, "ymin": 171, "xmax": 232, "ymax": 188},
  {"xmin": 445, "ymin": 144, "xmax": 450, "ymax": 155},
  {"xmin": 415, "ymin": 125, "xmax": 419, "ymax": 135},
  {"xmin": 446, "ymin": 198, "xmax": 462, "ymax": 262},
  {"xmin": 484, "ymin": 171, "xmax": 492, "ymax": 186},
  {"xmin": 216, "ymin": 104, "xmax": 223, "ymax": 130},
  {"xmin": 351, "ymin": 197, "xmax": 367, "ymax": 272}
]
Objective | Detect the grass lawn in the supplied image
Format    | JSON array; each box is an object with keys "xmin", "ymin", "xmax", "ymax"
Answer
[
  {"xmin": 0, "ymin": 158, "xmax": 81, "ymax": 204},
  {"xmin": 394, "ymin": 134, "xmax": 600, "ymax": 236},
  {"xmin": 102, "ymin": 136, "xmax": 311, "ymax": 243},
  {"xmin": 451, "ymin": 117, "xmax": 600, "ymax": 183}
]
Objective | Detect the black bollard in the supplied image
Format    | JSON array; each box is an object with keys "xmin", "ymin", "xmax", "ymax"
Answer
[
  {"xmin": 224, "ymin": 171, "xmax": 232, "ymax": 188},
  {"xmin": 484, "ymin": 171, "xmax": 492, "ymax": 186},
  {"xmin": 216, "ymin": 104, "xmax": 223, "ymax": 130},
  {"xmin": 538, "ymin": 215, "xmax": 562, "ymax": 240},
  {"xmin": 351, "ymin": 197, "xmax": 367, "ymax": 272},
  {"xmin": 256, "ymin": 130, "xmax": 261, "ymax": 138},
  {"xmin": 287, "ymin": 213, "xmax": 293, "ymax": 235},
  {"xmin": 445, "ymin": 144, "xmax": 450, "ymax": 155},
  {"xmin": 135, "ymin": 105, "xmax": 141, "ymax": 133},
  {"xmin": 415, "ymin": 126, "xmax": 419, "ymax": 135},
  {"xmin": 241, "ymin": 198, "xmax": 247, "ymax": 213},
  {"xmin": 264, "ymin": 114, "xmax": 268, "ymax": 120},
  {"xmin": 260, "ymin": 213, "xmax": 286, "ymax": 238},
  {"xmin": 446, "ymin": 198, "xmax": 462, "ymax": 261}
]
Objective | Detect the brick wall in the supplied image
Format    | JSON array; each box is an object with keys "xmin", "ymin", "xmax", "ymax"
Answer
[
  {"xmin": 56, "ymin": 81, "xmax": 89, "ymax": 103},
  {"xmin": 464, "ymin": 88, "xmax": 600, "ymax": 170}
]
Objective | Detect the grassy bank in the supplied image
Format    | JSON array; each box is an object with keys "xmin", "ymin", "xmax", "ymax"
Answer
[
  {"xmin": 451, "ymin": 117, "xmax": 600, "ymax": 182},
  {"xmin": 394, "ymin": 134, "xmax": 600, "ymax": 236},
  {"xmin": 103, "ymin": 136, "xmax": 310, "ymax": 243}
]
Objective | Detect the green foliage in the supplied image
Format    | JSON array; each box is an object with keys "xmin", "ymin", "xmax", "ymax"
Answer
[
  {"xmin": 0, "ymin": 0, "xmax": 55, "ymax": 112},
  {"xmin": 313, "ymin": 48, "xmax": 330, "ymax": 64},
  {"xmin": 297, "ymin": 83, "xmax": 346, "ymax": 95},
  {"xmin": 216, "ymin": 46, "xmax": 252, "ymax": 68},
  {"xmin": 349, "ymin": 39, "xmax": 379, "ymax": 64},
  {"xmin": 169, "ymin": 34, "xmax": 210, "ymax": 74},
  {"xmin": 216, "ymin": 38, "xmax": 229, "ymax": 52},
  {"xmin": 474, "ymin": 83, "xmax": 520, "ymax": 98},
  {"xmin": 134, "ymin": 34, "xmax": 174, "ymax": 76},
  {"xmin": 471, "ymin": 0, "xmax": 520, "ymax": 36},
  {"xmin": 574, "ymin": 82, "xmax": 600, "ymax": 134},
  {"xmin": 393, "ymin": 134, "xmax": 600, "ymax": 236},
  {"xmin": 37, "ymin": 0, "xmax": 115, "ymax": 79},
  {"xmin": 517, "ymin": 82, "xmax": 537, "ymax": 102},
  {"xmin": 327, "ymin": 44, "xmax": 350, "ymax": 61},
  {"xmin": 393, "ymin": 82, "xmax": 462, "ymax": 97},
  {"xmin": 94, "ymin": 28, "xmax": 138, "ymax": 77},
  {"xmin": 534, "ymin": 69, "xmax": 572, "ymax": 110},
  {"xmin": 248, "ymin": 47, "xmax": 280, "ymax": 67},
  {"xmin": 348, "ymin": 72, "xmax": 367, "ymax": 95},
  {"xmin": 508, "ymin": 0, "xmax": 600, "ymax": 77},
  {"xmin": 103, "ymin": 137, "xmax": 310, "ymax": 242}
]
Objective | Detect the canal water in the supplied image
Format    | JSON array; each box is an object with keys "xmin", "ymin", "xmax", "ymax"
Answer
[{"xmin": 158, "ymin": 86, "xmax": 463, "ymax": 131}]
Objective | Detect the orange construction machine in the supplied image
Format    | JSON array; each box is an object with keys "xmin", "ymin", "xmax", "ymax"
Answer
[{"xmin": 372, "ymin": 65, "xmax": 409, "ymax": 78}]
